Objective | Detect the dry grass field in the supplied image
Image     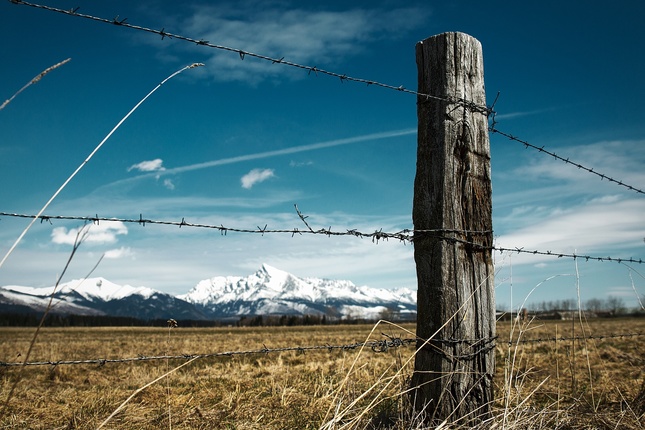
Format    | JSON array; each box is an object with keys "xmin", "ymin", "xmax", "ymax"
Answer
[{"xmin": 1, "ymin": 318, "xmax": 644, "ymax": 429}]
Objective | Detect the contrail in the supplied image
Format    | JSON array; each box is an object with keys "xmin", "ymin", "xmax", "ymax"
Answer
[
  {"xmin": 164, "ymin": 128, "xmax": 415, "ymax": 174},
  {"xmin": 105, "ymin": 128, "xmax": 416, "ymax": 187}
]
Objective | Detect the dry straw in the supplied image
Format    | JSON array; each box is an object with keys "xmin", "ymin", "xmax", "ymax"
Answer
[{"xmin": 0, "ymin": 57, "xmax": 71, "ymax": 110}]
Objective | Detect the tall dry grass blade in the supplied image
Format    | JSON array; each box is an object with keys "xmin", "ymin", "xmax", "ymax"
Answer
[
  {"xmin": 0, "ymin": 62, "xmax": 204, "ymax": 272},
  {"xmin": 96, "ymin": 356, "xmax": 199, "ymax": 430},
  {"xmin": 0, "ymin": 58, "xmax": 71, "ymax": 111},
  {"xmin": 323, "ymin": 269, "xmax": 497, "ymax": 429},
  {"xmin": 621, "ymin": 262, "xmax": 645, "ymax": 310},
  {"xmin": 1, "ymin": 224, "xmax": 93, "ymax": 412},
  {"xmin": 574, "ymin": 255, "xmax": 596, "ymax": 409},
  {"xmin": 166, "ymin": 318, "xmax": 178, "ymax": 430}
]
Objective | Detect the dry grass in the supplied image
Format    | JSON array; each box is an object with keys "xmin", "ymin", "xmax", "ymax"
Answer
[{"xmin": 1, "ymin": 318, "xmax": 644, "ymax": 429}]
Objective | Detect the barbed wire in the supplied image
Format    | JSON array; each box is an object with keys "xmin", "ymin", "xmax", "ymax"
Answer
[
  {"xmin": 0, "ymin": 210, "xmax": 642, "ymax": 264},
  {"xmin": 489, "ymin": 126, "xmax": 645, "ymax": 196},
  {"xmin": 0, "ymin": 336, "xmax": 416, "ymax": 368},
  {"xmin": 0, "ymin": 210, "xmax": 490, "ymax": 243},
  {"xmin": 493, "ymin": 246, "xmax": 644, "ymax": 265},
  {"xmin": 2, "ymin": 331, "xmax": 642, "ymax": 368},
  {"xmin": 10, "ymin": 1, "xmax": 643, "ymax": 197},
  {"xmin": 8, "ymin": 0, "xmax": 491, "ymax": 116}
]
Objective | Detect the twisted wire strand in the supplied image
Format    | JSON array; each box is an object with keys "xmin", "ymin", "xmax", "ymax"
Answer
[
  {"xmin": 9, "ymin": 2, "xmax": 642, "ymax": 196},
  {"xmin": 8, "ymin": 0, "xmax": 490, "ymax": 115},
  {"xmin": 490, "ymin": 126, "xmax": 645, "ymax": 195},
  {"xmin": 2, "ymin": 331, "xmax": 642, "ymax": 367},
  {"xmin": 0, "ymin": 337, "xmax": 417, "ymax": 367},
  {"xmin": 0, "ymin": 211, "xmax": 642, "ymax": 264}
]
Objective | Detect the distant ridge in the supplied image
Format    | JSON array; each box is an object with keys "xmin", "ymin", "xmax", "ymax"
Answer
[
  {"xmin": 178, "ymin": 263, "xmax": 416, "ymax": 320},
  {"xmin": 0, "ymin": 265, "xmax": 416, "ymax": 321}
]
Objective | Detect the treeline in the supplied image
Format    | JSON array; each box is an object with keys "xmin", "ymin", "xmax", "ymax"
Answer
[
  {"xmin": 0, "ymin": 312, "xmax": 416, "ymax": 328},
  {"xmin": 0, "ymin": 313, "xmax": 181, "ymax": 327},
  {"xmin": 235, "ymin": 313, "xmax": 412, "ymax": 326},
  {"xmin": 525, "ymin": 296, "xmax": 636, "ymax": 315}
]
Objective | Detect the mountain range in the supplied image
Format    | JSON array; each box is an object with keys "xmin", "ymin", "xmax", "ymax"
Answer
[{"xmin": 0, "ymin": 264, "xmax": 416, "ymax": 321}]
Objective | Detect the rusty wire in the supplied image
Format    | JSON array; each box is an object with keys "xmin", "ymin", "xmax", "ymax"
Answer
[
  {"xmin": 489, "ymin": 126, "xmax": 645, "ymax": 196},
  {"xmin": 8, "ymin": 0, "xmax": 491, "ymax": 116},
  {"xmin": 0, "ymin": 336, "xmax": 417, "ymax": 368},
  {"xmin": 9, "ymin": 1, "xmax": 644, "ymax": 196},
  {"xmin": 0, "ymin": 210, "xmax": 490, "ymax": 244},
  {"xmin": 2, "ymin": 331, "xmax": 642, "ymax": 368},
  {"xmin": 0, "ymin": 210, "xmax": 642, "ymax": 264}
]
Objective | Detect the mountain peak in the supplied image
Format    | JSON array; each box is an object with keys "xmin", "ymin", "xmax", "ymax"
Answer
[
  {"xmin": 259, "ymin": 263, "xmax": 285, "ymax": 276},
  {"xmin": 180, "ymin": 265, "xmax": 417, "ymax": 319}
]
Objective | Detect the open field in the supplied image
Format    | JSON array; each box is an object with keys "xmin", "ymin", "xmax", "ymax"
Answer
[{"xmin": 1, "ymin": 318, "xmax": 644, "ymax": 429}]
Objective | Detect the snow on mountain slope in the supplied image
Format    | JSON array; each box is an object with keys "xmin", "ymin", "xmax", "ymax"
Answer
[
  {"xmin": 0, "ymin": 288, "xmax": 103, "ymax": 315},
  {"xmin": 3, "ymin": 277, "xmax": 157, "ymax": 302},
  {"xmin": 0, "ymin": 278, "xmax": 205, "ymax": 320},
  {"xmin": 178, "ymin": 263, "xmax": 416, "ymax": 318},
  {"xmin": 1, "ymin": 265, "xmax": 416, "ymax": 320}
]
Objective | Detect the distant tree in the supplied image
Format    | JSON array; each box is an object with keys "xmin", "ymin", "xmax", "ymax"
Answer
[
  {"xmin": 586, "ymin": 298, "xmax": 604, "ymax": 312},
  {"xmin": 325, "ymin": 306, "xmax": 341, "ymax": 322},
  {"xmin": 378, "ymin": 306, "xmax": 400, "ymax": 322},
  {"xmin": 561, "ymin": 299, "xmax": 576, "ymax": 311},
  {"xmin": 606, "ymin": 296, "xmax": 626, "ymax": 315}
]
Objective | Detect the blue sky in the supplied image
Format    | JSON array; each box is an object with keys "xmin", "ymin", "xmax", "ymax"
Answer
[{"xmin": 1, "ymin": 0, "xmax": 644, "ymax": 310}]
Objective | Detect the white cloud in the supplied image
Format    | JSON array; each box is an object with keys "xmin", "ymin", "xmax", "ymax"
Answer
[
  {"xmin": 517, "ymin": 140, "xmax": 645, "ymax": 186},
  {"xmin": 163, "ymin": 178, "xmax": 175, "ymax": 190},
  {"xmin": 104, "ymin": 247, "xmax": 135, "ymax": 259},
  {"xmin": 495, "ymin": 197, "xmax": 645, "ymax": 266},
  {"xmin": 241, "ymin": 168, "xmax": 275, "ymax": 189},
  {"xmin": 160, "ymin": 4, "xmax": 429, "ymax": 84},
  {"xmin": 51, "ymin": 222, "xmax": 128, "ymax": 246},
  {"xmin": 127, "ymin": 159, "xmax": 165, "ymax": 172}
]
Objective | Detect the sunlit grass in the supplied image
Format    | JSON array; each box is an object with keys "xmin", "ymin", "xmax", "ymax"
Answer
[{"xmin": 1, "ymin": 319, "xmax": 644, "ymax": 429}]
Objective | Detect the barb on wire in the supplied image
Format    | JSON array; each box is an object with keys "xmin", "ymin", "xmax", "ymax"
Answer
[
  {"xmin": 0, "ymin": 337, "xmax": 417, "ymax": 368},
  {"xmin": 8, "ymin": 0, "xmax": 494, "ymax": 116},
  {"xmin": 489, "ymin": 126, "xmax": 645, "ymax": 196},
  {"xmin": 0, "ymin": 211, "xmax": 642, "ymax": 264}
]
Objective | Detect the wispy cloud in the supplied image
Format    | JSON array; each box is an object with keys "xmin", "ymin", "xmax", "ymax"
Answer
[
  {"xmin": 493, "ymin": 138, "xmax": 645, "ymax": 270},
  {"xmin": 149, "ymin": 3, "xmax": 429, "ymax": 84},
  {"xmin": 51, "ymin": 221, "xmax": 128, "ymax": 246},
  {"xmin": 241, "ymin": 168, "xmax": 275, "ymax": 189},
  {"xmin": 290, "ymin": 160, "xmax": 313, "ymax": 167},
  {"xmin": 127, "ymin": 159, "xmax": 165, "ymax": 172},
  {"xmin": 494, "ymin": 139, "xmax": 645, "ymax": 214},
  {"xmin": 104, "ymin": 247, "xmax": 135, "ymax": 259},
  {"xmin": 100, "ymin": 128, "xmax": 416, "ymax": 190},
  {"xmin": 495, "ymin": 197, "xmax": 645, "ymax": 265},
  {"xmin": 163, "ymin": 178, "xmax": 175, "ymax": 190},
  {"xmin": 493, "ymin": 107, "xmax": 560, "ymax": 121}
]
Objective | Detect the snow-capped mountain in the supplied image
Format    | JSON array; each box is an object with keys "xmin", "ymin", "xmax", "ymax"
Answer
[
  {"xmin": 178, "ymin": 264, "xmax": 416, "ymax": 320},
  {"xmin": 0, "ymin": 265, "xmax": 417, "ymax": 321},
  {"xmin": 0, "ymin": 277, "xmax": 207, "ymax": 320}
]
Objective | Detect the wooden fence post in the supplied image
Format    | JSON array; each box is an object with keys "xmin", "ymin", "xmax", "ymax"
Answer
[{"xmin": 411, "ymin": 32, "xmax": 495, "ymax": 425}]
